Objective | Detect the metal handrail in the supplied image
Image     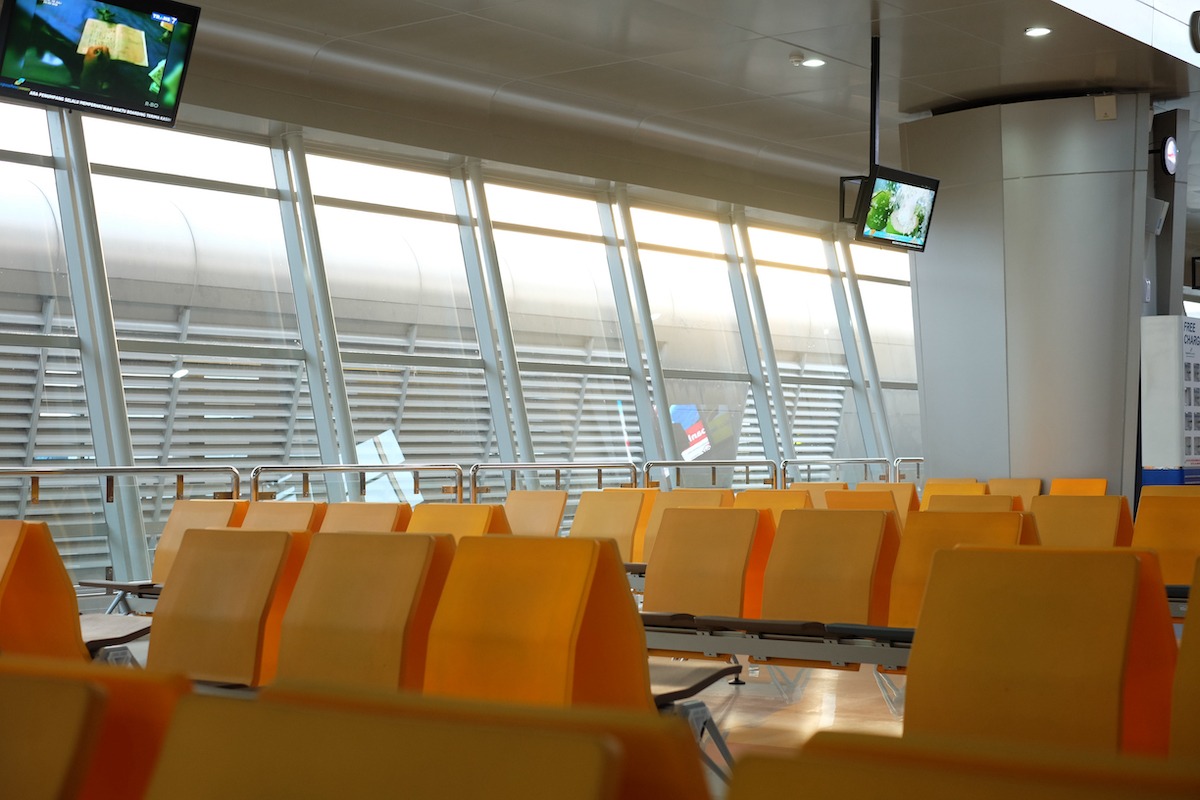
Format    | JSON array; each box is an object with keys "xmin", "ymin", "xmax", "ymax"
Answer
[
  {"xmin": 248, "ymin": 463, "xmax": 465, "ymax": 502},
  {"xmin": 467, "ymin": 462, "xmax": 639, "ymax": 502},
  {"xmin": 780, "ymin": 457, "xmax": 893, "ymax": 486},
  {"xmin": 892, "ymin": 456, "xmax": 924, "ymax": 482},
  {"xmin": 0, "ymin": 464, "xmax": 242, "ymax": 502},
  {"xmin": 641, "ymin": 459, "xmax": 779, "ymax": 489}
]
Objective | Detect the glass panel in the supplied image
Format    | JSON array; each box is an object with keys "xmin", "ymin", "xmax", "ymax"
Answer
[
  {"xmin": 485, "ymin": 184, "xmax": 601, "ymax": 236},
  {"xmin": 849, "ymin": 243, "xmax": 911, "ymax": 280},
  {"xmin": 520, "ymin": 369, "xmax": 643, "ymax": 461},
  {"xmin": 317, "ymin": 206, "xmax": 478, "ymax": 357},
  {"xmin": 494, "ymin": 230, "xmax": 624, "ymax": 366},
  {"xmin": 858, "ymin": 281, "xmax": 918, "ymax": 383},
  {"xmin": 82, "ymin": 117, "xmax": 276, "ymax": 187},
  {"xmin": 630, "ymin": 207, "xmax": 723, "ymax": 252},
  {"xmin": 93, "ymin": 176, "xmax": 299, "ymax": 346},
  {"xmin": 0, "ymin": 162, "xmax": 74, "ymax": 333},
  {"xmin": 758, "ymin": 266, "xmax": 846, "ymax": 375},
  {"xmin": 747, "ymin": 226, "xmax": 827, "ymax": 268},
  {"xmin": 0, "ymin": 99, "xmax": 51, "ymax": 154},
  {"xmin": 663, "ymin": 377, "xmax": 747, "ymax": 468},
  {"xmin": 883, "ymin": 387, "xmax": 923, "ymax": 460},
  {"xmin": 306, "ymin": 155, "xmax": 456, "ymax": 215},
  {"xmin": 640, "ymin": 249, "xmax": 745, "ymax": 373}
]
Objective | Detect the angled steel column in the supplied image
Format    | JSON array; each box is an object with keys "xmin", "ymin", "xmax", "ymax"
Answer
[
  {"xmin": 48, "ymin": 109, "xmax": 148, "ymax": 580},
  {"xmin": 614, "ymin": 186, "xmax": 677, "ymax": 464},
  {"xmin": 824, "ymin": 239, "xmax": 882, "ymax": 459},
  {"xmin": 273, "ymin": 130, "xmax": 353, "ymax": 500},
  {"xmin": 729, "ymin": 206, "xmax": 796, "ymax": 462},
  {"xmin": 450, "ymin": 165, "xmax": 517, "ymax": 463},
  {"xmin": 597, "ymin": 190, "xmax": 663, "ymax": 462}
]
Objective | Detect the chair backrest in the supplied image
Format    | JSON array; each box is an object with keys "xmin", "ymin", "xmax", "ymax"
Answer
[
  {"xmin": 824, "ymin": 489, "xmax": 901, "ymax": 529},
  {"xmin": 640, "ymin": 488, "xmax": 732, "ymax": 562},
  {"xmin": 274, "ymin": 532, "xmax": 454, "ymax": 691},
  {"xmin": 1141, "ymin": 485, "xmax": 1200, "ymax": 498},
  {"xmin": 146, "ymin": 528, "xmax": 303, "ymax": 686},
  {"xmin": 0, "ymin": 655, "xmax": 190, "ymax": 800},
  {"xmin": 0, "ymin": 670, "xmax": 104, "ymax": 800},
  {"xmin": 784, "ymin": 482, "xmax": 848, "ymax": 509},
  {"xmin": 1170, "ymin": 558, "xmax": 1200, "ymax": 762},
  {"xmin": 732, "ymin": 488, "xmax": 813, "ymax": 527},
  {"xmin": 728, "ymin": 731, "xmax": 1200, "ymax": 800},
  {"xmin": 240, "ymin": 500, "xmax": 326, "ymax": 533},
  {"xmin": 261, "ymin": 686, "xmax": 710, "ymax": 800},
  {"xmin": 853, "ymin": 483, "xmax": 919, "ymax": 528},
  {"xmin": 603, "ymin": 488, "xmax": 659, "ymax": 561},
  {"xmin": 0, "ymin": 520, "xmax": 89, "ymax": 661},
  {"xmin": 423, "ymin": 536, "xmax": 652, "ymax": 710},
  {"xmin": 317, "ymin": 501, "xmax": 411, "ymax": 533},
  {"xmin": 918, "ymin": 480, "xmax": 987, "ymax": 510},
  {"xmin": 641, "ymin": 508, "xmax": 761, "ymax": 618},
  {"xmin": 405, "ymin": 502, "xmax": 500, "ymax": 541},
  {"xmin": 1029, "ymin": 495, "xmax": 1134, "ymax": 547},
  {"xmin": 150, "ymin": 498, "xmax": 249, "ymax": 583},
  {"xmin": 143, "ymin": 693, "xmax": 619, "ymax": 800},
  {"xmin": 1048, "ymin": 477, "xmax": 1107, "ymax": 496},
  {"xmin": 888, "ymin": 511, "xmax": 1025, "ymax": 628},
  {"xmin": 569, "ymin": 490, "xmax": 646, "ymax": 562},
  {"xmin": 926, "ymin": 494, "xmax": 1018, "ymax": 512},
  {"xmin": 762, "ymin": 509, "xmax": 898, "ymax": 626},
  {"xmin": 987, "ymin": 477, "xmax": 1043, "ymax": 512},
  {"xmin": 503, "ymin": 489, "xmax": 569, "ymax": 536},
  {"xmin": 1131, "ymin": 495, "xmax": 1200, "ymax": 584},
  {"xmin": 905, "ymin": 547, "xmax": 1176, "ymax": 756}
]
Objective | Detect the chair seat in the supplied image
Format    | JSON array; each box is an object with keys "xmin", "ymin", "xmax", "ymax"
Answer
[{"xmin": 79, "ymin": 613, "xmax": 153, "ymax": 656}]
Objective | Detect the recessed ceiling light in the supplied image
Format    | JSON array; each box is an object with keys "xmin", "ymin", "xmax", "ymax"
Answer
[
  {"xmin": 789, "ymin": 51, "xmax": 825, "ymax": 67},
  {"xmin": 1025, "ymin": 26, "xmax": 1052, "ymax": 37}
]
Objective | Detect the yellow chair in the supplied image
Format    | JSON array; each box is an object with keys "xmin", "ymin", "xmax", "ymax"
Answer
[
  {"xmin": 568, "ymin": 490, "xmax": 646, "ymax": 562},
  {"xmin": 317, "ymin": 501, "xmax": 411, "ymax": 532},
  {"xmin": 728, "ymin": 731, "xmax": 1200, "ymax": 800},
  {"xmin": 406, "ymin": 502, "xmax": 505, "ymax": 542},
  {"xmin": 240, "ymin": 499, "xmax": 327, "ymax": 532},
  {"xmin": 1132, "ymin": 495, "xmax": 1200, "ymax": 585},
  {"xmin": 1171, "ymin": 558, "xmax": 1200, "ymax": 762},
  {"xmin": 502, "ymin": 489, "xmax": 568, "ymax": 536},
  {"xmin": 261, "ymin": 685, "xmax": 711, "ymax": 800},
  {"xmin": 918, "ymin": 480, "xmax": 987, "ymax": 511},
  {"xmin": 0, "ymin": 655, "xmax": 190, "ymax": 800},
  {"xmin": 603, "ymin": 488, "xmax": 660, "ymax": 562},
  {"xmin": 853, "ymin": 482, "xmax": 919, "ymax": 528},
  {"xmin": 988, "ymin": 477, "xmax": 1043, "ymax": 511},
  {"xmin": 732, "ymin": 488, "xmax": 813, "ymax": 527},
  {"xmin": 273, "ymin": 532, "xmax": 454, "ymax": 691},
  {"xmin": 824, "ymin": 489, "xmax": 901, "ymax": 531},
  {"xmin": 639, "ymin": 488, "xmax": 732, "ymax": 563},
  {"xmin": 423, "ymin": 536, "xmax": 653, "ymax": 710},
  {"xmin": 887, "ymin": 511, "xmax": 1026, "ymax": 628},
  {"xmin": 0, "ymin": 669, "xmax": 104, "ymax": 800},
  {"xmin": 1140, "ymin": 485, "xmax": 1200, "ymax": 498},
  {"xmin": 146, "ymin": 528, "xmax": 303, "ymax": 686},
  {"xmin": 1029, "ymin": 495, "xmax": 1134, "ymax": 547},
  {"xmin": 1048, "ymin": 477, "xmax": 1108, "ymax": 496},
  {"xmin": 905, "ymin": 547, "xmax": 1177, "ymax": 756},
  {"xmin": 641, "ymin": 508, "xmax": 762, "ymax": 619},
  {"xmin": 142, "ymin": 693, "xmax": 618, "ymax": 800},
  {"xmin": 783, "ymin": 482, "xmax": 848, "ymax": 509},
  {"xmin": 926, "ymin": 494, "xmax": 1018, "ymax": 512}
]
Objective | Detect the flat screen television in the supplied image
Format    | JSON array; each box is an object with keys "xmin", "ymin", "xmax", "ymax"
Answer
[
  {"xmin": 851, "ymin": 165, "xmax": 939, "ymax": 252},
  {"xmin": 0, "ymin": 0, "xmax": 199, "ymax": 127}
]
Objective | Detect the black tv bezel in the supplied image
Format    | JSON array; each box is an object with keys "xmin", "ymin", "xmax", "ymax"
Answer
[
  {"xmin": 851, "ymin": 164, "xmax": 939, "ymax": 253},
  {"xmin": 0, "ymin": 0, "xmax": 200, "ymax": 127}
]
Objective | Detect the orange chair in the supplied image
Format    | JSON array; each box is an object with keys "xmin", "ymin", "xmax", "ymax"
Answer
[
  {"xmin": 1029, "ymin": 495, "xmax": 1134, "ymax": 547},
  {"xmin": 639, "ymin": 488, "xmax": 732, "ymax": 563},
  {"xmin": 926, "ymin": 494, "xmax": 1019, "ymax": 512},
  {"xmin": 825, "ymin": 489, "xmax": 902, "ymax": 531},
  {"xmin": 1048, "ymin": 478, "xmax": 1107, "ymax": 496},
  {"xmin": 317, "ymin": 501, "xmax": 411, "ymax": 532},
  {"xmin": 919, "ymin": 480, "xmax": 987, "ymax": 511},
  {"xmin": 273, "ymin": 533, "xmax": 454, "ymax": 691},
  {"xmin": 569, "ymin": 490, "xmax": 646, "ymax": 562},
  {"xmin": 146, "ymin": 528, "xmax": 304, "ymax": 686},
  {"xmin": 905, "ymin": 547, "xmax": 1176, "ymax": 757},
  {"xmin": 502, "ymin": 489, "xmax": 568, "ymax": 536},
  {"xmin": 0, "ymin": 655, "xmax": 190, "ymax": 800},
  {"xmin": 853, "ymin": 483, "xmax": 919, "ymax": 528},
  {"xmin": 406, "ymin": 502, "xmax": 506, "ymax": 541},
  {"xmin": 783, "ymin": 482, "xmax": 848, "ymax": 509},
  {"xmin": 1131, "ymin": 495, "xmax": 1200, "ymax": 585},
  {"xmin": 240, "ymin": 500, "xmax": 326, "ymax": 533},
  {"xmin": 1171, "ymin": 558, "xmax": 1200, "ymax": 761},
  {"xmin": 988, "ymin": 478, "xmax": 1043, "ymax": 511},
  {"xmin": 732, "ymin": 488, "xmax": 813, "ymax": 527}
]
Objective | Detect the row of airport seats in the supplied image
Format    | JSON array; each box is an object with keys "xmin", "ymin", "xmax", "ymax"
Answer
[{"xmin": 4, "ymin": 542, "xmax": 1199, "ymax": 798}]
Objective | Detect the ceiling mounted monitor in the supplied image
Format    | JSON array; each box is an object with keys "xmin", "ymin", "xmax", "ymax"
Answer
[
  {"xmin": 851, "ymin": 164, "xmax": 939, "ymax": 252},
  {"xmin": 0, "ymin": 0, "xmax": 200, "ymax": 127}
]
